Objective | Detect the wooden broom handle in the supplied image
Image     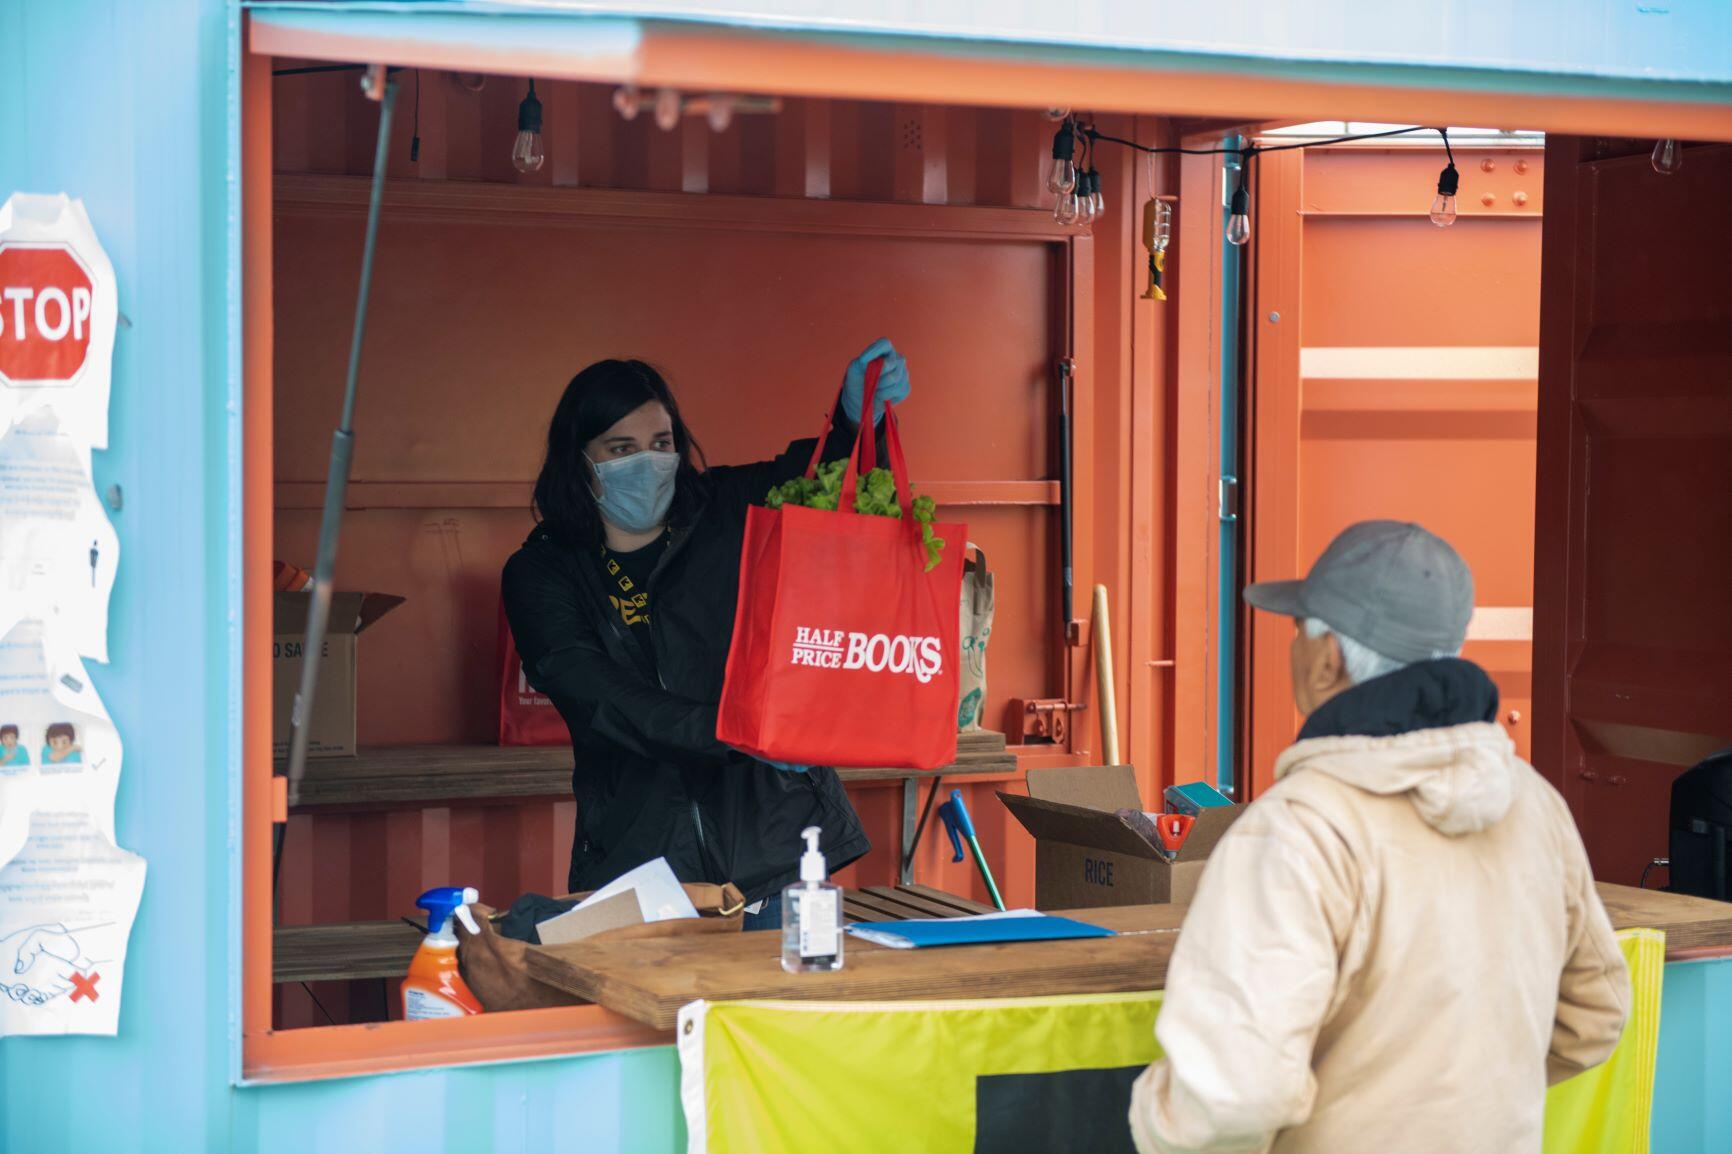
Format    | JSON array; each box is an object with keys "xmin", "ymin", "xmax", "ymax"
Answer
[{"xmin": 1093, "ymin": 584, "xmax": 1121, "ymax": 766}]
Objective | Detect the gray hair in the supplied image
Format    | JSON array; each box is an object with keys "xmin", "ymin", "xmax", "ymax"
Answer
[{"xmin": 1304, "ymin": 617, "xmax": 1409, "ymax": 685}]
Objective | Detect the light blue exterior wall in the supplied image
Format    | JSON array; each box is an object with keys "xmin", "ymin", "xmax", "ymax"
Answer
[
  {"xmin": 0, "ymin": 0, "xmax": 244, "ymax": 1149},
  {"xmin": 1, "ymin": 2, "xmax": 1729, "ymax": 1151},
  {"xmin": 1653, "ymin": 959, "xmax": 1732, "ymax": 1153},
  {"xmin": 231, "ymin": 1048, "xmax": 684, "ymax": 1154}
]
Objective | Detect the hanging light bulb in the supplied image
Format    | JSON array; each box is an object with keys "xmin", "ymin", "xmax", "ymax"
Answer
[
  {"xmin": 612, "ymin": 85, "xmax": 641, "ymax": 121},
  {"xmin": 654, "ymin": 88, "xmax": 683, "ymax": 132},
  {"xmin": 1430, "ymin": 160, "xmax": 1460, "ymax": 227},
  {"xmin": 511, "ymin": 79, "xmax": 545, "ymax": 173},
  {"xmin": 1226, "ymin": 183, "xmax": 1252, "ymax": 247},
  {"xmin": 1088, "ymin": 168, "xmax": 1105, "ymax": 219},
  {"xmin": 1044, "ymin": 107, "xmax": 1071, "ymax": 122},
  {"xmin": 1046, "ymin": 121, "xmax": 1078, "ymax": 195},
  {"xmin": 1652, "ymin": 139, "xmax": 1683, "ymax": 175},
  {"xmin": 1055, "ymin": 186, "xmax": 1081, "ymax": 225},
  {"xmin": 1074, "ymin": 172, "xmax": 1096, "ymax": 226},
  {"xmin": 705, "ymin": 97, "xmax": 734, "ymax": 133}
]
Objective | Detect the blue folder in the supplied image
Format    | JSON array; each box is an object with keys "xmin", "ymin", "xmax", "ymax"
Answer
[{"xmin": 845, "ymin": 913, "xmax": 1114, "ymax": 950}]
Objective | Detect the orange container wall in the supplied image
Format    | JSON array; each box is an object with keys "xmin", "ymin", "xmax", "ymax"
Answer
[
  {"xmin": 269, "ymin": 71, "xmax": 1177, "ymax": 1027},
  {"xmin": 1245, "ymin": 143, "xmax": 1542, "ymax": 796}
]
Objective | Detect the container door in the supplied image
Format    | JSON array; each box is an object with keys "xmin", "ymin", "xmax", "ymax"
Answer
[
  {"xmin": 1534, "ymin": 138, "xmax": 1732, "ymax": 885},
  {"xmin": 1244, "ymin": 138, "xmax": 1544, "ymax": 796}
]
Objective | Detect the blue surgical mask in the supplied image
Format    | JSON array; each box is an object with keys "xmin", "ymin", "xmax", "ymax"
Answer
[{"xmin": 587, "ymin": 449, "xmax": 679, "ymax": 534}]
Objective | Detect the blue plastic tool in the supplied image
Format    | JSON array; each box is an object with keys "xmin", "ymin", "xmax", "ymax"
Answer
[{"xmin": 938, "ymin": 790, "xmax": 1005, "ymax": 911}]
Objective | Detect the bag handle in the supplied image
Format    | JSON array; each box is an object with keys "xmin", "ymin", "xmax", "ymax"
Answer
[
  {"xmin": 838, "ymin": 364, "xmax": 915, "ymax": 526},
  {"xmin": 801, "ymin": 358, "xmax": 879, "ymax": 481},
  {"xmin": 799, "ymin": 359, "xmax": 916, "ymax": 526}
]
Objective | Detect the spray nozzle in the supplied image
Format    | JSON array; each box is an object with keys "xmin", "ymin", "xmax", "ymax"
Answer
[
  {"xmin": 799, "ymin": 826, "xmax": 827, "ymax": 883},
  {"xmin": 416, "ymin": 885, "xmax": 480, "ymax": 938}
]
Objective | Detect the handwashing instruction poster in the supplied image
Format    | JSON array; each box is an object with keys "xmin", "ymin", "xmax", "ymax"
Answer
[{"xmin": 0, "ymin": 193, "xmax": 141, "ymax": 1037}]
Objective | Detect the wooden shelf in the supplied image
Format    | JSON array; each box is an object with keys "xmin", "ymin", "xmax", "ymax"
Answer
[
  {"xmin": 273, "ymin": 479, "xmax": 1059, "ymax": 512},
  {"xmin": 283, "ymin": 731, "xmax": 1017, "ymax": 812}
]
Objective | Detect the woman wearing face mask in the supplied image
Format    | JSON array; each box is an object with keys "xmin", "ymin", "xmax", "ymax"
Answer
[{"xmin": 502, "ymin": 342, "xmax": 911, "ymax": 930}]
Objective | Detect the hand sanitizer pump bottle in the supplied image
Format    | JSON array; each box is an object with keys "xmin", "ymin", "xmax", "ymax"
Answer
[{"xmin": 782, "ymin": 826, "xmax": 844, "ymax": 973}]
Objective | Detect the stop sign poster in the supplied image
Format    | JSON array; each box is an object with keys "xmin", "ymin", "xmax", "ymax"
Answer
[
  {"xmin": 0, "ymin": 194, "xmax": 117, "ymax": 451},
  {"xmin": 0, "ymin": 195, "xmax": 136, "ymax": 1039},
  {"xmin": 0, "ymin": 412, "xmax": 120, "ymax": 663}
]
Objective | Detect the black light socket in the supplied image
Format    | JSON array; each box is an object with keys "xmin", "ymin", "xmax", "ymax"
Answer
[
  {"xmin": 1229, "ymin": 183, "xmax": 1249, "ymax": 217},
  {"xmin": 518, "ymin": 80, "xmax": 544, "ymax": 134},
  {"xmin": 1051, "ymin": 120, "xmax": 1075, "ymax": 161},
  {"xmin": 1436, "ymin": 162, "xmax": 1460, "ymax": 198}
]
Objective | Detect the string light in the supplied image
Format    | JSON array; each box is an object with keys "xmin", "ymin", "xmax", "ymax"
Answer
[
  {"xmin": 1431, "ymin": 128, "xmax": 1459, "ymax": 227},
  {"xmin": 1056, "ymin": 183, "xmax": 1082, "ymax": 225},
  {"xmin": 1652, "ymin": 139, "xmax": 1683, "ymax": 175},
  {"xmin": 654, "ymin": 88, "xmax": 682, "ymax": 132},
  {"xmin": 1225, "ymin": 148, "xmax": 1252, "ymax": 247},
  {"xmin": 512, "ymin": 79, "xmax": 545, "ymax": 173},
  {"xmin": 610, "ymin": 87, "xmax": 781, "ymax": 132},
  {"xmin": 1046, "ymin": 121, "xmax": 1078, "ymax": 195},
  {"xmin": 1076, "ymin": 170, "xmax": 1099, "ymax": 226},
  {"xmin": 1082, "ymin": 124, "xmax": 1470, "ymax": 245}
]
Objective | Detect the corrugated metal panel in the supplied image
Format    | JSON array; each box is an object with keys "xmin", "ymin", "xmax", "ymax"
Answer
[
  {"xmin": 232, "ymin": 1048, "xmax": 684, "ymax": 1153},
  {"xmin": 266, "ymin": 77, "xmax": 1076, "ymax": 1027}
]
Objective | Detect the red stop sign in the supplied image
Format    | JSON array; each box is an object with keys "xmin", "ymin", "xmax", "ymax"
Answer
[{"xmin": 0, "ymin": 243, "xmax": 96, "ymax": 386}]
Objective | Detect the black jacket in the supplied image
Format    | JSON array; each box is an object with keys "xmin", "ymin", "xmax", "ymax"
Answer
[{"xmin": 501, "ymin": 429, "xmax": 873, "ymax": 903}]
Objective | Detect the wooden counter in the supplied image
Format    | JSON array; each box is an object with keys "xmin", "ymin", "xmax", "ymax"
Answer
[
  {"xmin": 521, "ymin": 883, "xmax": 1732, "ymax": 1031},
  {"xmin": 273, "ymin": 885, "xmax": 994, "ymax": 985},
  {"xmin": 275, "ymin": 882, "xmax": 1732, "ymax": 1005},
  {"xmin": 526, "ymin": 902, "xmax": 1184, "ymax": 1030}
]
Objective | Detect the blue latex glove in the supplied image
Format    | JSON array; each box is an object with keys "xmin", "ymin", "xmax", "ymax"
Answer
[
  {"xmin": 841, "ymin": 338, "xmax": 911, "ymax": 426},
  {"xmin": 729, "ymin": 745, "xmax": 809, "ymax": 773}
]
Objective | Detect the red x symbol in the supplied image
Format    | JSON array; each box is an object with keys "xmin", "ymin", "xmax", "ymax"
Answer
[{"xmin": 69, "ymin": 970, "xmax": 100, "ymax": 1003}]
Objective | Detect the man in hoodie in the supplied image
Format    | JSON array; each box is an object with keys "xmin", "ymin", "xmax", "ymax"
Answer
[{"xmin": 1129, "ymin": 520, "xmax": 1629, "ymax": 1154}]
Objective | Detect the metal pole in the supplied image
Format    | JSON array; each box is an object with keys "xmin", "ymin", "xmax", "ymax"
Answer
[
  {"xmin": 275, "ymin": 75, "xmax": 398, "ymax": 889},
  {"xmin": 1058, "ymin": 358, "xmax": 1075, "ymax": 647}
]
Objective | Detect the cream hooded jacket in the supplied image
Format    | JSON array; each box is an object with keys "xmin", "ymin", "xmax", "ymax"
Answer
[{"xmin": 1130, "ymin": 674, "xmax": 1628, "ymax": 1154}]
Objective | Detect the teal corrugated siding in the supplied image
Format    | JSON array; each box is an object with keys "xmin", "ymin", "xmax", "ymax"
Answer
[{"xmin": 232, "ymin": 1049, "xmax": 684, "ymax": 1154}]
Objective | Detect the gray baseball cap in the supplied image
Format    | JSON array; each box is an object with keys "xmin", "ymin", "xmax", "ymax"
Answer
[{"xmin": 1244, "ymin": 520, "xmax": 1474, "ymax": 663}]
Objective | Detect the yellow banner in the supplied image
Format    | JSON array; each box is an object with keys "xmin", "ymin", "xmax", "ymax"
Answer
[
  {"xmin": 679, "ymin": 929, "xmax": 1662, "ymax": 1154},
  {"xmin": 1544, "ymin": 928, "xmax": 1666, "ymax": 1154}
]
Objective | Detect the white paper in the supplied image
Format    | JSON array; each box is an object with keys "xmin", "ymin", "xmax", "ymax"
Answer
[
  {"xmin": 573, "ymin": 857, "xmax": 699, "ymax": 924},
  {"xmin": 0, "ymin": 194, "xmax": 117, "ymax": 450},
  {"xmin": 0, "ymin": 810, "xmax": 145, "ymax": 1036},
  {"xmin": 0, "ymin": 618, "xmax": 121, "ymax": 860},
  {"xmin": 0, "ymin": 413, "xmax": 118, "ymax": 661}
]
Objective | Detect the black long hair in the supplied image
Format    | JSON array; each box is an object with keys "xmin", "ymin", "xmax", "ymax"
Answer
[{"xmin": 532, "ymin": 359, "xmax": 707, "ymax": 546}]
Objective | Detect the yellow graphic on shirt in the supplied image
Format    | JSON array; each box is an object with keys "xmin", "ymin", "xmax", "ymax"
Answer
[
  {"xmin": 605, "ymin": 556, "xmax": 651, "ymax": 628},
  {"xmin": 610, "ymin": 591, "xmax": 650, "ymax": 627}
]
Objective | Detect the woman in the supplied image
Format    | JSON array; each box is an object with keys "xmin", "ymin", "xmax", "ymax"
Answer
[{"xmin": 503, "ymin": 340, "xmax": 910, "ymax": 930}]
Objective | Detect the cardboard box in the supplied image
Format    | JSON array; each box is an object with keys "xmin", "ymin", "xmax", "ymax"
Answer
[
  {"xmin": 999, "ymin": 765, "xmax": 1242, "ymax": 909},
  {"xmin": 272, "ymin": 590, "xmax": 404, "ymax": 759}
]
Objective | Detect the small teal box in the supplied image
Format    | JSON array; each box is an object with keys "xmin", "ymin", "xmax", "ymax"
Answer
[{"xmin": 1164, "ymin": 781, "xmax": 1235, "ymax": 817}]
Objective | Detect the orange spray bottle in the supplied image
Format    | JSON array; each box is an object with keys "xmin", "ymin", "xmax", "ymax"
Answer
[{"xmin": 402, "ymin": 886, "xmax": 484, "ymax": 1020}]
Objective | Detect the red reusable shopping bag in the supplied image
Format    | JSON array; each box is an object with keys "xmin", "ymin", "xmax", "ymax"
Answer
[
  {"xmin": 717, "ymin": 364, "xmax": 964, "ymax": 770},
  {"xmin": 496, "ymin": 595, "xmax": 571, "ymax": 746}
]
